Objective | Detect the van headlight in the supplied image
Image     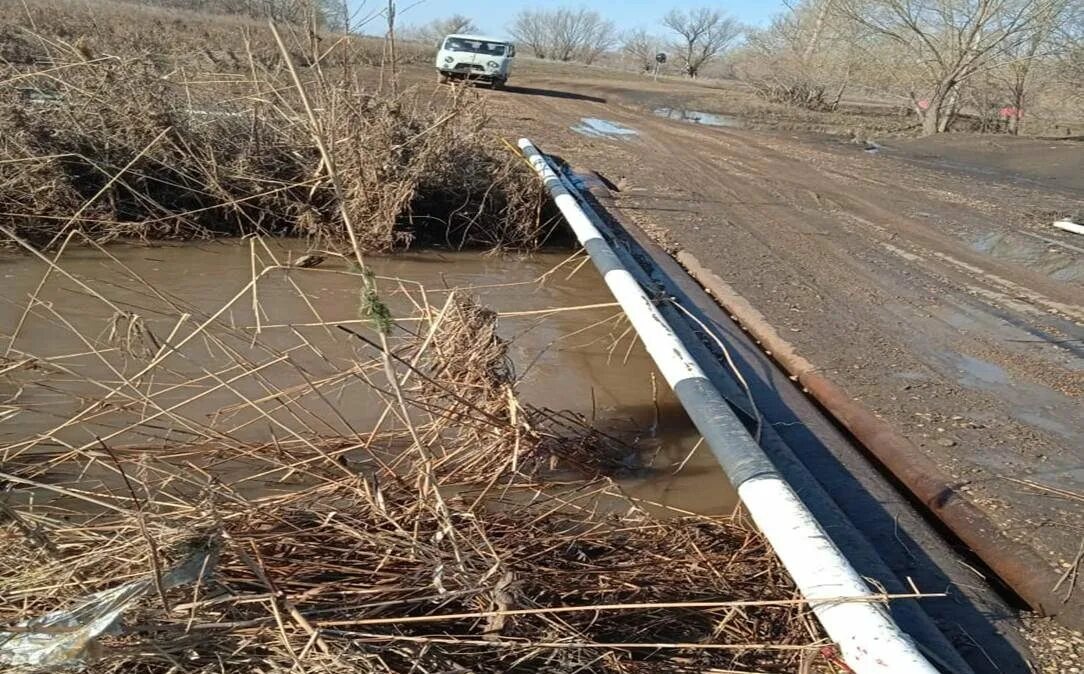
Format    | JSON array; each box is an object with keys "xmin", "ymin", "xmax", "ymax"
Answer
[
  {"xmin": 486, "ymin": 61, "xmax": 499, "ymax": 70},
  {"xmin": 444, "ymin": 56, "xmax": 454, "ymax": 64}
]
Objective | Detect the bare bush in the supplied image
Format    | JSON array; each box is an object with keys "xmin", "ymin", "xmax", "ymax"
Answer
[
  {"xmin": 750, "ymin": 79, "xmax": 841, "ymax": 111},
  {"xmin": 737, "ymin": 1, "xmax": 859, "ymax": 111},
  {"xmin": 508, "ymin": 8, "xmax": 618, "ymax": 65},
  {"xmin": 662, "ymin": 7, "xmax": 743, "ymax": 77}
]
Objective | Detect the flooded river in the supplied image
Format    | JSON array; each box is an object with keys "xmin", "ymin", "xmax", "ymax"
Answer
[{"xmin": 0, "ymin": 240, "xmax": 737, "ymax": 513}]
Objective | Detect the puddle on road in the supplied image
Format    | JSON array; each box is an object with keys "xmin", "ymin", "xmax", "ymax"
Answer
[
  {"xmin": 940, "ymin": 350, "xmax": 1079, "ymax": 443},
  {"xmin": 0, "ymin": 241, "xmax": 737, "ymax": 515},
  {"xmin": 932, "ymin": 298, "xmax": 1084, "ymax": 366},
  {"xmin": 952, "ymin": 353, "xmax": 1012, "ymax": 388},
  {"xmin": 654, "ymin": 107, "xmax": 743, "ymax": 128},
  {"xmin": 570, "ymin": 118, "xmax": 638, "ymax": 139},
  {"xmin": 970, "ymin": 231, "xmax": 1084, "ymax": 282}
]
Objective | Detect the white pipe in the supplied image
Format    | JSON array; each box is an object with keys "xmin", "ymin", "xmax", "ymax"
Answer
[
  {"xmin": 1054, "ymin": 220, "xmax": 1084, "ymax": 236},
  {"xmin": 519, "ymin": 138, "xmax": 940, "ymax": 674}
]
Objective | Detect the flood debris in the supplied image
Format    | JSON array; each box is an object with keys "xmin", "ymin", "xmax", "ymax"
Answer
[
  {"xmin": 290, "ymin": 254, "xmax": 326, "ymax": 269},
  {"xmin": 0, "ymin": 246, "xmax": 834, "ymax": 673},
  {"xmin": 1, "ymin": 471, "xmax": 822, "ymax": 673},
  {"xmin": 0, "ymin": 547, "xmax": 217, "ymax": 668},
  {"xmin": 1053, "ymin": 219, "xmax": 1084, "ymax": 236}
]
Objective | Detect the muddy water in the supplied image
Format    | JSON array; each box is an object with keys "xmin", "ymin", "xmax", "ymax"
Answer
[
  {"xmin": 969, "ymin": 230, "xmax": 1084, "ymax": 282},
  {"xmin": 654, "ymin": 107, "xmax": 744, "ymax": 129},
  {"xmin": 570, "ymin": 118, "xmax": 638, "ymax": 139},
  {"xmin": 0, "ymin": 240, "xmax": 737, "ymax": 514}
]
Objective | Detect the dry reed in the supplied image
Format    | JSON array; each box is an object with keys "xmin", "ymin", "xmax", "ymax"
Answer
[{"xmin": 0, "ymin": 0, "xmax": 549, "ymax": 251}]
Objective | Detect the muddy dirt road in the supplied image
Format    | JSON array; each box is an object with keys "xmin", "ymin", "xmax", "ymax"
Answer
[{"xmin": 475, "ymin": 67, "xmax": 1084, "ymax": 582}]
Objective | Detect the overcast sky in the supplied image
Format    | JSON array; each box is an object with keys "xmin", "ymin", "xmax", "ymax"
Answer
[{"xmin": 351, "ymin": 1, "xmax": 787, "ymax": 39}]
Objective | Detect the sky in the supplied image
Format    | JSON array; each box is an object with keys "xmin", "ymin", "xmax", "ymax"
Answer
[{"xmin": 352, "ymin": 1, "xmax": 787, "ymax": 39}]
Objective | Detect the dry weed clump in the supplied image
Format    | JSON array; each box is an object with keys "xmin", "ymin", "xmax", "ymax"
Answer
[
  {"xmin": 0, "ymin": 0, "xmax": 547, "ymax": 251},
  {"xmin": 391, "ymin": 293, "xmax": 643, "ymax": 481},
  {"xmin": 417, "ymin": 295, "xmax": 514, "ymax": 412}
]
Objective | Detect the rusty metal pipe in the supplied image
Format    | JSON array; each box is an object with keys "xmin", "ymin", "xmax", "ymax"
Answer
[{"xmin": 678, "ymin": 250, "xmax": 1084, "ymax": 632}]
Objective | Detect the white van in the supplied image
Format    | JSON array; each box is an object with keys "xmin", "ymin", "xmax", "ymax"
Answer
[{"xmin": 435, "ymin": 34, "xmax": 516, "ymax": 88}]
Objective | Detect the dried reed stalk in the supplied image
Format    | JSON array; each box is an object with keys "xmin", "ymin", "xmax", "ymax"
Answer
[{"xmin": 1, "ymin": 244, "xmax": 842, "ymax": 673}]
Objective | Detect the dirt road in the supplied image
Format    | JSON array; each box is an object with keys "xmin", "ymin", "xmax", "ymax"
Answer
[{"xmin": 478, "ymin": 67, "xmax": 1084, "ymax": 581}]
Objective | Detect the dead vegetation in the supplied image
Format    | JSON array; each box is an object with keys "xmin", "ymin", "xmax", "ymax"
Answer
[
  {"xmin": 0, "ymin": 241, "xmax": 832, "ymax": 672},
  {"xmin": 0, "ymin": 0, "xmax": 548, "ymax": 251},
  {"xmin": 747, "ymin": 79, "xmax": 843, "ymax": 113},
  {"xmin": 736, "ymin": 0, "xmax": 1082, "ymax": 136},
  {"xmin": 0, "ymin": 468, "xmax": 821, "ymax": 673}
]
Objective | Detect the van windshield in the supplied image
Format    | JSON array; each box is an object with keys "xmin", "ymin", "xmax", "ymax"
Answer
[{"xmin": 443, "ymin": 38, "xmax": 507, "ymax": 56}]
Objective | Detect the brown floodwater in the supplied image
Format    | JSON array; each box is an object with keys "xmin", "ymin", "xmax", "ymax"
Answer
[{"xmin": 0, "ymin": 240, "xmax": 737, "ymax": 514}]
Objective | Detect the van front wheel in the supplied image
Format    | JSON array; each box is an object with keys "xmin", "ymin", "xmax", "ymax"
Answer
[
  {"xmin": 437, "ymin": 72, "xmax": 449, "ymax": 84},
  {"xmin": 490, "ymin": 77, "xmax": 505, "ymax": 90}
]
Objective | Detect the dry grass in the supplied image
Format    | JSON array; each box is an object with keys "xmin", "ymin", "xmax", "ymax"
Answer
[
  {"xmin": 0, "ymin": 241, "xmax": 836, "ymax": 673},
  {"xmin": 1, "ymin": 474, "xmax": 823, "ymax": 673},
  {"xmin": 0, "ymin": 0, "xmax": 548, "ymax": 251}
]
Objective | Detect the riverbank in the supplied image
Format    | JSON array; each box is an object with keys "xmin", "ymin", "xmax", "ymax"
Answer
[{"xmin": 2, "ymin": 0, "xmax": 547, "ymax": 251}]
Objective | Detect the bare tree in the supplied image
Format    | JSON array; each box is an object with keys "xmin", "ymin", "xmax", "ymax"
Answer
[
  {"xmin": 662, "ymin": 7, "xmax": 742, "ymax": 77},
  {"xmin": 320, "ymin": 1, "xmax": 347, "ymax": 31},
  {"xmin": 384, "ymin": 0, "xmax": 399, "ymax": 94},
  {"xmin": 508, "ymin": 10, "xmax": 550, "ymax": 58},
  {"xmin": 801, "ymin": 0, "xmax": 836, "ymax": 62},
  {"xmin": 738, "ymin": 0, "xmax": 864, "ymax": 110},
  {"xmin": 567, "ymin": 10, "xmax": 618, "ymax": 64},
  {"xmin": 838, "ymin": 0, "xmax": 1072, "ymax": 135},
  {"xmin": 407, "ymin": 14, "xmax": 479, "ymax": 48},
  {"xmin": 508, "ymin": 9, "xmax": 618, "ymax": 64},
  {"xmin": 996, "ymin": 0, "xmax": 1072, "ymax": 133},
  {"xmin": 622, "ymin": 28, "xmax": 661, "ymax": 72},
  {"xmin": 1057, "ymin": 9, "xmax": 1084, "ymax": 94}
]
